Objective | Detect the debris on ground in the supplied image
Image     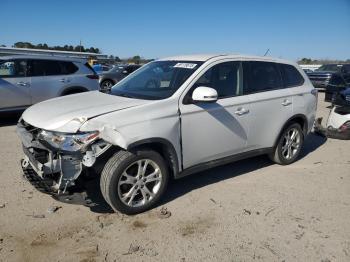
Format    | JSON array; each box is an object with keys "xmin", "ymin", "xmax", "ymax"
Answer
[
  {"xmin": 123, "ymin": 243, "xmax": 141, "ymax": 255},
  {"xmin": 75, "ymin": 244, "xmax": 99, "ymax": 255},
  {"xmin": 26, "ymin": 214, "xmax": 45, "ymax": 219},
  {"xmin": 47, "ymin": 206, "xmax": 62, "ymax": 214},
  {"xmin": 157, "ymin": 207, "xmax": 171, "ymax": 219},
  {"xmin": 210, "ymin": 198, "xmax": 217, "ymax": 204},
  {"xmin": 243, "ymin": 209, "xmax": 251, "ymax": 215},
  {"xmin": 265, "ymin": 207, "xmax": 277, "ymax": 216},
  {"xmin": 0, "ymin": 204, "xmax": 5, "ymax": 208},
  {"xmin": 313, "ymin": 161, "xmax": 323, "ymax": 165}
]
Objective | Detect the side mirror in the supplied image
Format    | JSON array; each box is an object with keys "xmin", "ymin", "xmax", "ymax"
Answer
[{"xmin": 192, "ymin": 86, "xmax": 218, "ymax": 102}]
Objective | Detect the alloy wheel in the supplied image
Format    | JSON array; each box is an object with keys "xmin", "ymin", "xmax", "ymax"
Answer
[
  {"xmin": 117, "ymin": 159, "xmax": 162, "ymax": 207},
  {"xmin": 281, "ymin": 127, "xmax": 301, "ymax": 160}
]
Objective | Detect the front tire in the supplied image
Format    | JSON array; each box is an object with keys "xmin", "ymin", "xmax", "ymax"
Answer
[
  {"xmin": 269, "ymin": 123, "xmax": 304, "ymax": 165},
  {"xmin": 100, "ymin": 150, "xmax": 169, "ymax": 214}
]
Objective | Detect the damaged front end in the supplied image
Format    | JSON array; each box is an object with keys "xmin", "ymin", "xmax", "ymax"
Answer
[
  {"xmin": 314, "ymin": 108, "xmax": 350, "ymax": 140},
  {"xmin": 17, "ymin": 119, "xmax": 111, "ymax": 196}
]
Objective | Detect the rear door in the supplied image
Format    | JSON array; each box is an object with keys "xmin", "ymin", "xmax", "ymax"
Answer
[
  {"xmin": 180, "ymin": 61, "xmax": 251, "ymax": 169},
  {"xmin": 0, "ymin": 59, "xmax": 31, "ymax": 110},
  {"xmin": 242, "ymin": 61, "xmax": 293, "ymax": 150},
  {"xmin": 29, "ymin": 59, "xmax": 68, "ymax": 104},
  {"xmin": 283, "ymin": 64, "xmax": 317, "ymax": 132}
]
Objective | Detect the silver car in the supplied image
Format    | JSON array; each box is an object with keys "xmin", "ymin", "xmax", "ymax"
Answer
[
  {"xmin": 0, "ymin": 55, "xmax": 100, "ymax": 112},
  {"xmin": 99, "ymin": 64, "xmax": 142, "ymax": 92},
  {"xmin": 17, "ymin": 54, "xmax": 317, "ymax": 214}
]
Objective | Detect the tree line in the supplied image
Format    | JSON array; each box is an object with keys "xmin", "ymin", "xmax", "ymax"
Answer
[
  {"xmin": 8, "ymin": 42, "xmax": 100, "ymax": 54},
  {"xmin": 298, "ymin": 57, "xmax": 350, "ymax": 64}
]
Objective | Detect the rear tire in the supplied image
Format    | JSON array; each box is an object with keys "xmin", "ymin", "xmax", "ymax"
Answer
[
  {"xmin": 100, "ymin": 80, "xmax": 114, "ymax": 93},
  {"xmin": 269, "ymin": 123, "xmax": 304, "ymax": 165},
  {"xmin": 100, "ymin": 149, "xmax": 169, "ymax": 214}
]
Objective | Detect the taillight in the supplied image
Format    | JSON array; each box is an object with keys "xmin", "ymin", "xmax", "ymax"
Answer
[
  {"xmin": 339, "ymin": 121, "xmax": 350, "ymax": 132},
  {"xmin": 86, "ymin": 74, "xmax": 99, "ymax": 80},
  {"xmin": 311, "ymin": 89, "xmax": 318, "ymax": 97}
]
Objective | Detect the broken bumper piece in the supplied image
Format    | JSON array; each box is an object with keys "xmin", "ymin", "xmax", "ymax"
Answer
[
  {"xmin": 314, "ymin": 117, "xmax": 350, "ymax": 140},
  {"xmin": 17, "ymin": 120, "xmax": 111, "ymax": 196}
]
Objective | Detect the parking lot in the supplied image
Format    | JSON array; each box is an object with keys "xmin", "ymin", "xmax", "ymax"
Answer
[{"xmin": 0, "ymin": 93, "xmax": 349, "ymax": 262}]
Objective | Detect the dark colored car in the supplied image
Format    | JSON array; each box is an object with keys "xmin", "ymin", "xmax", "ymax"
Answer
[
  {"xmin": 324, "ymin": 74, "xmax": 349, "ymax": 102},
  {"xmin": 307, "ymin": 64, "xmax": 350, "ymax": 90},
  {"xmin": 99, "ymin": 64, "xmax": 142, "ymax": 92}
]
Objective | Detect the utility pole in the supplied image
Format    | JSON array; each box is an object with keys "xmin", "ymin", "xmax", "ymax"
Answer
[{"xmin": 79, "ymin": 40, "xmax": 82, "ymax": 52}]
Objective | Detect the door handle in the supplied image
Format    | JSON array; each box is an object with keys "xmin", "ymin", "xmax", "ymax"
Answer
[
  {"xmin": 16, "ymin": 81, "xmax": 29, "ymax": 87},
  {"xmin": 282, "ymin": 99, "xmax": 292, "ymax": 106},
  {"xmin": 235, "ymin": 107, "xmax": 249, "ymax": 116},
  {"xmin": 59, "ymin": 78, "xmax": 67, "ymax": 82}
]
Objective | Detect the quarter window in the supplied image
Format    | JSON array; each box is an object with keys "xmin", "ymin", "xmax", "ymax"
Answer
[
  {"xmin": 193, "ymin": 62, "xmax": 241, "ymax": 98},
  {"xmin": 279, "ymin": 64, "xmax": 304, "ymax": 87},
  {"xmin": 243, "ymin": 61, "xmax": 283, "ymax": 94},
  {"xmin": 60, "ymin": 61, "xmax": 78, "ymax": 74}
]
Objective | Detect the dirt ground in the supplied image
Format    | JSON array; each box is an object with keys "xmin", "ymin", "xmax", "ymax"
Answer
[{"xmin": 0, "ymin": 93, "xmax": 349, "ymax": 262}]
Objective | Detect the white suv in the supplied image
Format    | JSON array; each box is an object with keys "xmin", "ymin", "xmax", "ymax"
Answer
[
  {"xmin": 0, "ymin": 55, "xmax": 100, "ymax": 112},
  {"xmin": 17, "ymin": 54, "xmax": 317, "ymax": 214}
]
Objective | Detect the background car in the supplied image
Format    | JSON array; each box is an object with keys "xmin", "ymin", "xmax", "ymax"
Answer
[
  {"xmin": 307, "ymin": 63, "xmax": 350, "ymax": 90},
  {"xmin": 324, "ymin": 74, "xmax": 349, "ymax": 102},
  {"xmin": 0, "ymin": 55, "xmax": 100, "ymax": 112},
  {"xmin": 99, "ymin": 64, "xmax": 142, "ymax": 92},
  {"xmin": 92, "ymin": 64, "xmax": 111, "ymax": 74}
]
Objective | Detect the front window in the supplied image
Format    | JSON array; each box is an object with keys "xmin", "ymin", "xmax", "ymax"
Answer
[
  {"xmin": 316, "ymin": 64, "xmax": 342, "ymax": 72},
  {"xmin": 110, "ymin": 61, "xmax": 203, "ymax": 100},
  {"xmin": 0, "ymin": 60, "xmax": 27, "ymax": 78}
]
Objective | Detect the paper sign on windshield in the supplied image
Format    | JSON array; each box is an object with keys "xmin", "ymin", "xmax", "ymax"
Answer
[{"xmin": 174, "ymin": 63, "xmax": 197, "ymax": 69}]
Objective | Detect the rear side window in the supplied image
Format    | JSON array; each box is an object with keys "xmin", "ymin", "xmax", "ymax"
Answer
[
  {"xmin": 243, "ymin": 61, "xmax": 283, "ymax": 94},
  {"xmin": 30, "ymin": 60, "xmax": 78, "ymax": 76},
  {"xmin": 31, "ymin": 60, "xmax": 61, "ymax": 76},
  {"xmin": 279, "ymin": 64, "xmax": 304, "ymax": 87}
]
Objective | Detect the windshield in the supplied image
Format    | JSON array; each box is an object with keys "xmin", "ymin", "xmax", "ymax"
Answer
[
  {"xmin": 316, "ymin": 64, "xmax": 342, "ymax": 72},
  {"xmin": 110, "ymin": 61, "xmax": 203, "ymax": 100}
]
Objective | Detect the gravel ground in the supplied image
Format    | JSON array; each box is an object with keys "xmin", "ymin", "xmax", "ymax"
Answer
[{"xmin": 0, "ymin": 93, "xmax": 349, "ymax": 262}]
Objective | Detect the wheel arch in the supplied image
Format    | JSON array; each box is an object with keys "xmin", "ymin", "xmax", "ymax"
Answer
[
  {"xmin": 126, "ymin": 138, "xmax": 179, "ymax": 178},
  {"xmin": 273, "ymin": 114, "xmax": 308, "ymax": 148},
  {"xmin": 60, "ymin": 86, "xmax": 88, "ymax": 96}
]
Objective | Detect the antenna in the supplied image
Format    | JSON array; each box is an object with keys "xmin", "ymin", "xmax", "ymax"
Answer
[{"xmin": 263, "ymin": 48, "xmax": 270, "ymax": 56}]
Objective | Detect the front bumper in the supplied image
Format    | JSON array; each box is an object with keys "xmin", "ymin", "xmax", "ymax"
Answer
[
  {"xmin": 314, "ymin": 117, "xmax": 350, "ymax": 140},
  {"xmin": 17, "ymin": 120, "xmax": 109, "ymax": 195}
]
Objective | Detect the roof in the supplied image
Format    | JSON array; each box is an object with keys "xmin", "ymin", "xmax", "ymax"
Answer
[
  {"xmin": 0, "ymin": 55, "xmax": 87, "ymax": 62},
  {"xmin": 0, "ymin": 46, "xmax": 107, "ymax": 58},
  {"xmin": 158, "ymin": 53, "xmax": 295, "ymax": 65}
]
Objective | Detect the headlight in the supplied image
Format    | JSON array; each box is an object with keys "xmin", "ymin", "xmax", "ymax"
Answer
[{"xmin": 39, "ymin": 130, "xmax": 99, "ymax": 152}]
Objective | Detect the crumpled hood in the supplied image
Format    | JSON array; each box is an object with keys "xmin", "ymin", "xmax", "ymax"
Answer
[{"xmin": 22, "ymin": 91, "xmax": 151, "ymax": 132}]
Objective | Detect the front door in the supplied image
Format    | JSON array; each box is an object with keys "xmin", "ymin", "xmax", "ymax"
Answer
[
  {"xmin": 179, "ymin": 61, "xmax": 250, "ymax": 169},
  {"xmin": 0, "ymin": 59, "xmax": 31, "ymax": 110}
]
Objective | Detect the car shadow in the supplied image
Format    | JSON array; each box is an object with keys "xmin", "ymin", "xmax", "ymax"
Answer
[
  {"xmin": 84, "ymin": 132, "xmax": 326, "ymax": 214},
  {"xmin": 0, "ymin": 112, "xmax": 23, "ymax": 127}
]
